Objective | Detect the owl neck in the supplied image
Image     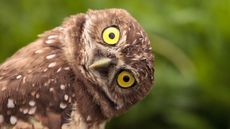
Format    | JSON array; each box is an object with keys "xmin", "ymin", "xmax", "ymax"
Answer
[{"xmin": 66, "ymin": 77, "xmax": 110, "ymax": 129}]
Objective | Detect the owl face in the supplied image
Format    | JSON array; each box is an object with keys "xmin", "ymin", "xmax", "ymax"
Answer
[{"xmin": 76, "ymin": 9, "xmax": 154, "ymax": 117}]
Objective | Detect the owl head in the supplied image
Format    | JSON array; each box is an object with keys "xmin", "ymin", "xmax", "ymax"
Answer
[{"xmin": 63, "ymin": 9, "xmax": 154, "ymax": 119}]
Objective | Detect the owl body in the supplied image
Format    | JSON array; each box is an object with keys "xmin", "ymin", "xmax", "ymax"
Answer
[{"xmin": 0, "ymin": 9, "xmax": 154, "ymax": 129}]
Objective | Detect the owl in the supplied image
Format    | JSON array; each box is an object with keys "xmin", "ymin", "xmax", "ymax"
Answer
[{"xmin": 0, "ymin": 9, "xmax": 154, "ymax": 129}]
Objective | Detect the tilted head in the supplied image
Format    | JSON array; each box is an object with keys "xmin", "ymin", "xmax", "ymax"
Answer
[{"xmin": 63, "ymin": 9, "xmax": 154, "ymax": 119}]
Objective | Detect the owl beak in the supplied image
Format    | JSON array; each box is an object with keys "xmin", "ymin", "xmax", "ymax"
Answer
[{"xmin": 89, "ymin": 58, "xmax": 112, "ymax": 69}]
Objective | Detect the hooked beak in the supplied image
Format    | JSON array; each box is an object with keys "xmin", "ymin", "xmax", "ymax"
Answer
[{"xmin": 89, "ymin": 58, "xmax": 113, "ymax": 69}]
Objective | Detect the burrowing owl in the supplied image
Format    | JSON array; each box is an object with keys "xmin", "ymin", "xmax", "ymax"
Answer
[{"xmin": 0, "ymin": 9, "xmax": 154, "ymax": 129}]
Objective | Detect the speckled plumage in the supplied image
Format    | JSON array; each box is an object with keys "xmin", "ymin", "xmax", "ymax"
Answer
[{"xmin": 0, "ymin": 9, "xmax": 154, "ymax": 129}]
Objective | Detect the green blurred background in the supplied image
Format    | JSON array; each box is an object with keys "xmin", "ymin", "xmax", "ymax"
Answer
[{"xmin": 0, "ymin": 0, "xmax": 229, "ymax": 129}]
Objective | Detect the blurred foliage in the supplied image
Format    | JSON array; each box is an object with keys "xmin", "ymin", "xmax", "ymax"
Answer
[{"xmin": 0, "ymin": 0, "xmax": 229, "ymax": 129}]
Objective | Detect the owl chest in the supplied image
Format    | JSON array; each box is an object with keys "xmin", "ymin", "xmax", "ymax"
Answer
[{"xmin": 62, "ymin": 104, "xmax": 106, "ymax": 129}]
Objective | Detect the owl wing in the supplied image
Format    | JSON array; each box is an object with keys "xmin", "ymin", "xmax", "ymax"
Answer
[{"xmin": 0, "ymin": 29, "xmax": 76, "ymax": 129}]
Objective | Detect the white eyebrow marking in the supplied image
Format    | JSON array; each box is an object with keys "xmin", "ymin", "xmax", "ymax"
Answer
[
  {"xmin": 48, "ymin": 62, "xmax": 57, "ymax": 68},
  {"xmin": 10, "ymin": 116, "xmax": 17, "ymax": 125},
  {"xmin": 46, "ymin": 54, "xmax": 56, "ymax": 60},
  {"xmin": 7, "ymin": 99, "xmax": 15, "ymax": 108}
]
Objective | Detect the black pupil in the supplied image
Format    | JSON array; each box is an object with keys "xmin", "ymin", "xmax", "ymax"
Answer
[
  {"xmin": 109, "ymin": 33, "xmax": 115, "ymax": 39},
  {"xmin": 123, "ymin": 75, "xmax": 130, "ymax": 82}
]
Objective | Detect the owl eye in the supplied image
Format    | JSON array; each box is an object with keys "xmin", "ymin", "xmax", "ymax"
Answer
[
  {"xmin": 117, "ymin": 71, "xmax": 135, "ymax": 88},
  {"xmin": 102, "ymin": 26, "xmax": 120, "ymax": 45}
]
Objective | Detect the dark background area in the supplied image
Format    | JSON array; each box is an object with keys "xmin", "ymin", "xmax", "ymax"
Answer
[{"xmin": 0, "ymin": 0, "xmax": 229, "ymax": 129}]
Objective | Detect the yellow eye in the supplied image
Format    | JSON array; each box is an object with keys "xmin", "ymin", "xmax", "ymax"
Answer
[
  {"xmin": 117, "ymin": 71, "xmax": 135, "ymax": 88},
  {"xmin": 102, "ymin": 26, "xmax": 120, "ymax": 45}
]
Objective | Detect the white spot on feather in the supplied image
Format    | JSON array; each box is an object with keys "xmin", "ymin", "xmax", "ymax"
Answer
[
  {"xmin": 16, "ymin": 75, "xmax": 22, "ymax": 79},
  {"xmin": 57, "ymin": 67, "xmax": 62, "ymax": 73},
  {"xmin": 10, "ymin": 116, "xmax": 17, "ymax": 125},
  {"xmin": 48, "ymin": 35, "xmax": 58, "ymax": 40},
  {"xmin": 64, "ymin": 67, "xmax": 70, "ymax": 71},
  {"xmin": 60, "ymin": 84, "xmax": 66, "ymax": 90},
  {"xmin": 35, "ymin": 50, "xmax": 43, "ymax": 54},
  {"xmin": 44, "ymin": 81, "xmax": 49, "ymax": 87},
  {"xmin": 48, "ymin": 62, "xmax": 57, "ymax": 68},
  {"xmin": 22, "ymin": 77, "xmax": 26, "ymax": 84},
  {"xmin": 86, "ymin": 115, "xmax": 92, "ymax": 122},
  {"xmin": 36, "ymin": 93, "xmax": 40, "ymax": 99},
  {"xmin": 29, "ymin": 100, "xmax": 36, "ymax": 106},
  {"xmin": 68, "ymin": 97, "xmax": 72, "ymax": 103},
  {"xmin": 23, "ymin": 108, "xmax": 29, "ymax": 114},
  {"xmin": 46, "ymin": 54, "xmax": 56, "ymax": 60},
  {"xmin": 28, "ymin": 107, "xmax": 37, "ymax": 115},
  {"xmin": 45, "ymin": 39, "xmax": 56, "ymax": 44},
  {"xmin": 7, "ymin": 99, "xmax": 15, "ymax": 108},
  {"xmin": 64, "ymin": 94, "xmax": 69, "ymax": 101},
  {"xmin": 43, "ymin": 68, "xmax": 48, "ymax": 72},
  {"xmin": 49, "ymin": 88, "xmax": 54, "ymax": 92},
  {"xmin": 60, "ymin": 102, "xmax": 67, "ymax": 109}
]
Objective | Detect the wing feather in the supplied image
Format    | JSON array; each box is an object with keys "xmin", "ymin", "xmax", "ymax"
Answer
[{"xmin": 0, "ymin": 30, "xmax": 75, "ymax": 128}]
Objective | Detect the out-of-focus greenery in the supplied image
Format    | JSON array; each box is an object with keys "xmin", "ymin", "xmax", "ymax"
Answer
[{"xmin": 0, "ymin": 0, "xmax": 229, "ymax": 129}]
